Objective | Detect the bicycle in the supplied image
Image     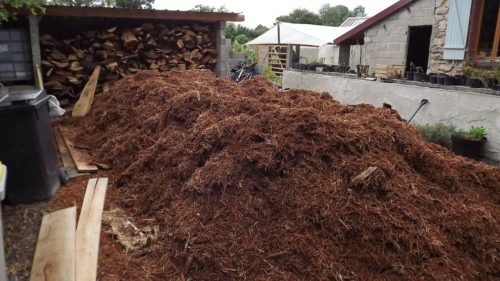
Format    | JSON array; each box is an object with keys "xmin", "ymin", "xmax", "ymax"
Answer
[{"xmin": 230, "ymin": 62, "xmax": 260, "ymax": 83}]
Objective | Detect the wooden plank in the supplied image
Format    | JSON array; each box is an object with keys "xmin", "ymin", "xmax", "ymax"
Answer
[
  {"xmin": 72, "ymin": 65, "xmax": 101, "ymax": 117},
  {"xmin": 30, "ymin": 207, "xmax": 76, "ymax": 281},
  {"xmin": 54, "ymin": 128, "xmax": 85, "ymax": 178},
  {"xmin": 79, "ymin": 178, "xmax": 98, "ymax": 224},
  {"xmin": 76, "ymin": 178, "xmax": 108, "ymax": 281},
  {"xmin": 43, "ymin": 6, "xmax": 245, "ymax": 22},
  {"xmin": 59, "ymin": 127, "xmax": 98, "ymax": 173}
]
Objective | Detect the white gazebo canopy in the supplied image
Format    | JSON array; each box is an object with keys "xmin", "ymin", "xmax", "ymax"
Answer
[{"xmin": 246, "ymin": 22, "xmax": 355, "ymax": 47}]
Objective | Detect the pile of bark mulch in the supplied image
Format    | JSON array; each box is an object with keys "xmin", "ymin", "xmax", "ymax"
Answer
[{"xmin": 78, "ymin": 70, "xmax": 499, "ymax": 280}]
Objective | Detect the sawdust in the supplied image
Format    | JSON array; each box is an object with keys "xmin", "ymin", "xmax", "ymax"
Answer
[{"xmin": 71, "ymin": 70, "xmax": 499, "ymax": 280}]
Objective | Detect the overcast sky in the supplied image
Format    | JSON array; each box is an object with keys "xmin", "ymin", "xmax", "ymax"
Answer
[{"xmin": 154, "ymin": 0, "xmax": 399, "ymax": 27}]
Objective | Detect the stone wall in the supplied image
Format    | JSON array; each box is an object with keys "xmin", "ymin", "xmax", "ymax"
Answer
[
  {"xmin": 362, "ymin": 0, "xmax": 436, "ymax": 66},
  {"xmin": 283, "ymin": 70, "xmax": 500, "ymax": 163},
  {"xmin": 429, "ymin": 0, "xmax": 461, "ymax": 74}
]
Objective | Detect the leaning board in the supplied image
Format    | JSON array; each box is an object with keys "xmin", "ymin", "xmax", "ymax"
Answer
[
  {"xmin": 76, "ymin": 178, "xmax": 108, "ymax": 281},
  {"xmin": 30, "ymin": 207, "xmax": 76, "ymax": 281}
]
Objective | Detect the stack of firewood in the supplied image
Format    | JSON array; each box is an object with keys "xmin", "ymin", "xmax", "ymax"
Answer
[{"xmin": 40, "ymin": 23, "xmax": 217, "ymax": 98}]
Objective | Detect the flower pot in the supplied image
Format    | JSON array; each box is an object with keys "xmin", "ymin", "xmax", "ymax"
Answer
[
  {"xmin": 406, "ymin": 71, "xmax": 414, "ymax": 80},
  {"xmin": 414, "ymin": 72, "xmax": 424, "ymax": 82},
  {"xmin": 467, "ymin": 77, "xmax": 483, "ymax": 88},
  {"xmin": 423, "ymin": 74, "xmax": 430, "ymax": 82},
  {"xmin": 437, "ymin": 75, "xmax": 445, "ymax": 85},
  {"xmin": 356, "ymin": 65, "xmax": 363, "ymax": 77},
  {"xmin": 339, "ymin": 65, "xmax": 349, "ymax": 73},
  {"xmin": 493, "ymin": 84, "xmax": 500, "ymax": 91},
  {"xmin": 429, "ymin": 74, "xmax": 438, "ymax": 84},
  {"xmin": 451, "ymin": 134, "xmax": 487, "ymax": 160},
  {"xmin": 332, "ymin": 65, "xmax": 340, "ymax": 72},
  {"xmin": 454, "ymin": 75, "xmax": 466, "ymax": 86},
  {"xmin": 443, "ymin": 75, "xmax": 455, "ymax": 85},
  {"xmin": 315, "ymin": 67, "xmax": 325, "ymax": 72},
  {"xmin": 298, "ymin": 63, "xmax": 306, "ymax": 70}
]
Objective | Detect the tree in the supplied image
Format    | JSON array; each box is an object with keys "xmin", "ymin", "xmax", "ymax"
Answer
[
  {"xmin": 190, "ymin": 4, "xmax": 228, "ymax": 12},
  {"xmin": 48, "ymin": 0, "xmax": 154, "ymax": 8},
  {"xmin": 114, "ymin": 0, "xmax": 154, "ymax": 9},
  {"xmin": 276, "ymin": 8, "xmax": 322, "ymax": 25},
  {"xmin": 277, "ymin": 4, "xmax": 366, "ymax": 26},
  {"xmin": 0, "ymin": 0, "xmax": 45, "ymax": 22},
  {"xmin": 225, "ymin": 22, "xmax": 269, "ymax": 45},
  {"xmin": 319, "ymin": 4, "xmax": 351, "ymax": 26},
  {"xmin": 352, "ymin": 5, "xmax": 366, "ymax": 17}
]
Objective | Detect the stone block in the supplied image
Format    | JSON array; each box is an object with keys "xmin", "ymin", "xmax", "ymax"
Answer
[
  {"xmin": 366, "ymin": 43, "xmax": 377, "ymax": 51},
  {"xmin": 387, "ymin": 43, "xmax": 401, "ymax": 51},
  {"xmin": 366, "ymin": 28, "xmax": 378, "ymax": 36}
]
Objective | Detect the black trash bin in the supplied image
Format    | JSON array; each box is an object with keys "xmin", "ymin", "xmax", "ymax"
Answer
[{"xmin": 0, "ymin": 89, "xmax": 60, "ymax": 204}]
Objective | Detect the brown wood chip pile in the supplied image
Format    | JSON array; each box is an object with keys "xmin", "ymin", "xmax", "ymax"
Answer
[{"xmin": 75, "ymin": 70, "xmax": 499, "ymax": 280}]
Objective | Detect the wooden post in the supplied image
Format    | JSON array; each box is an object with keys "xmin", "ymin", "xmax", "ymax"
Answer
[{"xmin": 277, "ymin": 21, "xmax": 281, "ymax": 45}]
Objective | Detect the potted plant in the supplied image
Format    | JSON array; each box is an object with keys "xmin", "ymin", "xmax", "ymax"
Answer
[
  {"xmin": 416, "ymin": 123, "xmax": 456, "ymax": 149},
  {"xmin": 437, "ymin": 74, "xmax": 445, "ymax": 85},
  {"xmin": 466, "ymin": 68, "xmax": 484, "ymax": 88},
  {"xmin": 443, "ymin": 74, "xmax": 454, "ymax": 85},
  {"xmin": 429, "ymin": 73, "xmax": 438, "ymax": 84},
  {"xmin": 451, "ymin": 126, "xmax": 487, "ymax": 160},
  {"xmin": 493, "ymin": 66, "xmax": 500, "ymax": 91},
  {"xmin": 406, "ymin": 62, "xmax": 415, "ymax": 80},
  {"xmin": 454, "ymin": 74, "xmax": 466, "ymax": 86},
  {"xmin": 414, "ymin": 66, "xmax": 424, "ymax": 82}
]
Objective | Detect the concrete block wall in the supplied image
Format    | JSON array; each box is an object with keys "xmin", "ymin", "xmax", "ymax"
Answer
[
  {"xmin": 283, "ymin": 70, "xmax": 500, "ymax": 163},
  {"xmin": 215, "ymin": 21, "xmax": 229, "ymax": 77},
  {"xmin": 362, "ymin": 0, "xmax": 436, "ymax": 67}
]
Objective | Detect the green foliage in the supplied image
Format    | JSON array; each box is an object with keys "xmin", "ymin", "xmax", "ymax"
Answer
[
  {"xmin": 470, "ymin": 68, "xmax": 482, "ymax": 79},
  {"xmin": 190, "ymin": 4, "xmax": 228, "ymax": 12},
  {"xmin": 493, "ymin": 66, "xmax": 500, "ymax": 81},
  {"xmin": 416, "ymin": 123, "xmax": 456, "ymax": 148},
  {"xmin": 277, "ymin": 8, "xmax": 322, "ymax": 25},
  {"xmin": 114, "ymin": 0, "xmax": 154, "ymax": 9},
  {"xmin": 278, "ymin": 5, "xmax": 366, "ymax": 26},
  {"xmin": 352, "ymin": 5, "xmax": 366, "ymax": 17},
  {"xmin": 232, "ymin": 38, "xmax": 256, "ymax": 63},
  {"xmin": 455, "ymin": 126, "xmax": 487, "ymax": 140},
  {"xmin": 319, "ymin": 4, "xmax": 350, "ymax": 26},
  {"xmin": 0, "ymin": 0, "xmax": 45, "ymax": 22},
  {"xmin": 226, "ymin": 23, "xmax": 268, "ymax": 43},
  {"xmin": 48, "ymin": 0, "xmax": 153, "ymax": 8},
  {"xmin": 262, "ymin": 65, "xmax": 281, "ymax": 85}
]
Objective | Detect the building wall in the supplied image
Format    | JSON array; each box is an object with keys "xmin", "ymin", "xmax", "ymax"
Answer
[
  {"xmin": 349, "ymin": 45, "xmax": 363, "ymax": 70},
  {"xmin": 318, "ymin": 45, "xmax": 340, "ymax": 65},
  {"xmin": 283, "ymin": 70, "xmax": 500, "ymax": 162},
  {"xmin": 362, "ymin": 0, "xmax": 436, "ymax": 67}
]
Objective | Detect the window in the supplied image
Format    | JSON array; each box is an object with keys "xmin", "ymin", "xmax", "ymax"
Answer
[{"xmin": 474, "ymin": 0, "xmax": 500, "ymax": 58}]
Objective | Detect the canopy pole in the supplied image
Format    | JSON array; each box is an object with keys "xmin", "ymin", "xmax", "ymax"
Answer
[{"xmin": 277, "ymin": 21, "xmax": 281, "ymax": 45}]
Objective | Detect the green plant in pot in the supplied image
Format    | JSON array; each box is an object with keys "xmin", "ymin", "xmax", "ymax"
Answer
[
  {"xmin": 466, "ymin": 68, "xmax": 484, "ymax": 88},
  {"xmin": 414, "ymin": 66, "xmax": 424, "ymax": 82},
  {"xmin": 492, "ymin": 66, "xmax": 500, "ymax": 90},
  {"xmin": 416, "ymin": 123, "xmax": 456, "ymax": 149},
  {"xmin": 451, "ymin": 126, "xmax": 487, "ymax": 160},
  {"xmin": 406, "ymin": 62, "xmax": 415, "ymax": 80}
]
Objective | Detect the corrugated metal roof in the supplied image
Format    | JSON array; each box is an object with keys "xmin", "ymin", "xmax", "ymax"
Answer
[
  {"xmin": 37, "ymin": 5, "xmax": 244, "ymax": 22},
  {"xmin": 339, "ymin": 17, "xmax": 369, "ymax": 27}
]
